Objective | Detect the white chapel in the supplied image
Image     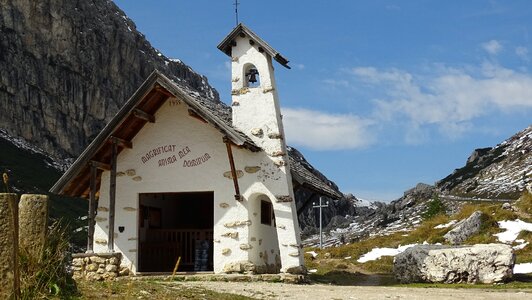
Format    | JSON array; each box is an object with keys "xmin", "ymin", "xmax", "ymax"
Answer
[{"xmin": 51, "ymin": 24, "xmax": 341, "ymax": 275}]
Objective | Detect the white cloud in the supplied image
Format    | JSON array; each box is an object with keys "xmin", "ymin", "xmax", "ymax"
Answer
[
  {"xmin": 294, "ymin": 63, "xmax": 305, "ymax": 70},
  {"xmin": 349, "ymin": 63, "xmax": 532, "ymax": 141},
  {"xmin": 516, "ymin": 46, "xmax": 529, "ymax": 61},
  {"xmin": 282, "ymin": 108, "xmax": 374, "ymax": 150},
  {"xmin": 482, "ymin": 40, "xmax": 503, "ymax": 55}
]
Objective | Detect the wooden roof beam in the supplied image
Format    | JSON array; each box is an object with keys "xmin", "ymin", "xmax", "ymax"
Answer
[
  {"xmin": 132, "ymin": 108, "xmax": 155, "ymax": 123},
  {"xmin": 90, "ymin": 160, "xmax": 111, "ymax": 171},
  {"xmin": 154, "ymin": 84, "xmax": 174, "ymax": 97},
  {"xmin": 109, "ymin": 136, "xmax": 132, "ymax": 149}
]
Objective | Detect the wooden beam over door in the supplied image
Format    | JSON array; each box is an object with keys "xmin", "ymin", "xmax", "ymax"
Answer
[
  {"xmin": 109, "ymin": 136, "xmax": 132, "ymax": 149},
  {"xmin": 223, "ymin": 137, "xmax": 242, "ymax": 201},
  {"xmin": 90, "ymin": 160, "xmax": 111, "ymax": 171},
  {"xmin": 132, "ymin": 108, "xmax": 155, "ymax": 123}
]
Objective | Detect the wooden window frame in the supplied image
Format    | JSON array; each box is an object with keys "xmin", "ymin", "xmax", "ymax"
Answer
[{"xmin": 261, "ymin": 200, "xmax": 274, "ymax": 226}]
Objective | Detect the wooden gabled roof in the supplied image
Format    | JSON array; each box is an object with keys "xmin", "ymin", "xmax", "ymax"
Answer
[
  {"xmin": 217, "ymin": 23, "xmax": 291, "ymax": 69},
  {"xmin": 49, "ymin": 70, "xmax": 259, "ymax": 197},
  {"xmin": 50, "ymin": 70, "xmax": 342, "ymax": 200},
  {"xmin": 288, "ymin": 147, "xmax": 343, "ymax": 200}
]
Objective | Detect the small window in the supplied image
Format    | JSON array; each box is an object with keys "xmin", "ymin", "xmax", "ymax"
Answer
[{"xmin": 261, "ymin": 200, "xmax": 274, "ymax": 226}]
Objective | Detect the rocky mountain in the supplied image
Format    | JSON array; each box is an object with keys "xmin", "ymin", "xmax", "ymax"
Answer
[
  {"xmin": 438, "ymin": 125, "xmax": 531, "ymax": 199},
  {"xmin": 0, "ymin": 0, "xmax": 350, "ymax": 238},
  {"xmin": 305, "ymin": 126, "xmax": 531, "ymax": 247},
  {"xmin": 0, "ymin": 0, "xmax": 218, "ymax": 159}
]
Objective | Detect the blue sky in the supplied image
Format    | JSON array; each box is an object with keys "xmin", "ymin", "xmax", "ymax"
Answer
[{"xmin": 114, "ymin": 0, "xmax": 532, "ymax": 201}]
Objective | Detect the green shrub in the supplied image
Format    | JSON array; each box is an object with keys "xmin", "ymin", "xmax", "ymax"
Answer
[{"xmin": 422, "ymin": 195, "xmax": 446, "ymax": 220}]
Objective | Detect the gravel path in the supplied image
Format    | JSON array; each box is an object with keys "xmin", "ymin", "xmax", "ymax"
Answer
[{"xmin": 172, "ymin": 281, "xmax": 531, "ymax": 300}]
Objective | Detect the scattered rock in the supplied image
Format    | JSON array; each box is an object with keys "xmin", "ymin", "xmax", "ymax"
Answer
[
  {"xmin": 223, "ymin": 261, "xmax": 256, "ymax": 274},
  {"xmin": 239, "ymin": 243, "xmax": 252, "ymax": 250},
  {"xmin": 251, "ymin": 128, "xmax": 263, "ymax": 137},
  {"xmin": 221, "ymin": 232, "xmax": 239, "ymax": 239},
  {"xmin": 393, "ymin": 244, "xmax": 515, "ymax": 284},
  {"xmin": 443, "ymin": 210, "xmax": 483, "ymax": 245},
  {"xmin": 224, "ymin": 220, "xmax": 251, "ymax": 228},
  {"xmin": 267, "ymin": 132, "xmax": 283, "ymax": 139},
  {"xmin": 275, "ymin": 195, "xmax": 293, "ymax": 203},
  {"xmin": 223, "ymin": 170, "xmax": 244, "ymax": 179},
  {"xmin": 285, "ymin": 265, "xmax": 307, "ymax": 275},
  {"xmin": 244, "ymin": 166, "xmax": 261, "ymax": 173}
]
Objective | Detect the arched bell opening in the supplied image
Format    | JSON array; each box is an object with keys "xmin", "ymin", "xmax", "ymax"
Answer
[
  {"xmin": 247, "ymin": 193, "xmax": 281, "ymax": 274},
  {"xmin": 243, "ymin": 63, "xmax": 260, "ymax": 88}
]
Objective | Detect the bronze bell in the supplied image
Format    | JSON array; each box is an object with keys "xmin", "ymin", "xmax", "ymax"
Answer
[{"xmin": 246, "ymin": 68, "xmax": 259, "ymax": 84}]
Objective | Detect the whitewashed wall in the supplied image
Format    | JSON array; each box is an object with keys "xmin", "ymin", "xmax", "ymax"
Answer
[{"xmin": 94, "ymin": 96, "xmax": 303, "ymax": 274}]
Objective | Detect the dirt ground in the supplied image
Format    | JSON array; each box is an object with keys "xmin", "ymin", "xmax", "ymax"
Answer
[{"xmin": 171, "ymin": 281, "xmax": 531, "ymax": 300}]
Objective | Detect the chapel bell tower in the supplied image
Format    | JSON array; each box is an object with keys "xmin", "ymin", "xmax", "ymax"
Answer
[
  {"xmin": 218, "ymin": 24, "xmax": 305, "ymax": 273},
  {"xmin": 217, "ymin": 23, "xmax": 291, "ymax": 156}
]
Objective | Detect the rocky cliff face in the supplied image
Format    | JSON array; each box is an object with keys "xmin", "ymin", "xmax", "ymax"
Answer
[
  {"xmin": 438, "ymin": 125, "xmax": 531, "ymax": 199},
  {"xmin": 0, "ymin": 0, "xmax": 219, "ymax": 158}
]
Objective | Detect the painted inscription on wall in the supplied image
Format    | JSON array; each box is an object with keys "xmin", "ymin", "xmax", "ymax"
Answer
[{"xmin": 140, "ymin": 145, "xmax": 210, "ymax": 168}]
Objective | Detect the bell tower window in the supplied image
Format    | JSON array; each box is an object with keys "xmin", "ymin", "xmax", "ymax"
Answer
[{"xmin": 244, "ymin": 64, "xmax": 260, "ymax": 88}]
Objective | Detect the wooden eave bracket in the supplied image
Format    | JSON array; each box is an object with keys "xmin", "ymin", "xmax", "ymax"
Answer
[
  {"xmin": 109, "ymin": 136, "xmax": 132, "ymax": 149},
  {"xmin": 132, "ymin": 108, "xmax": 155, "ymax": 123},
  {"xmin": 89, "ymin": 160, "xmax": 111, "ymax": 171},
  {"xmin": 154, "ymin": 84, "xmax": 174, "ymax": 97}
]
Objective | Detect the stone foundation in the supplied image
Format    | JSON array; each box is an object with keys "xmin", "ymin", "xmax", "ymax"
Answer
[{"xmin": 72, "ymin": 252, "xmax": 129, "ymax": 281}]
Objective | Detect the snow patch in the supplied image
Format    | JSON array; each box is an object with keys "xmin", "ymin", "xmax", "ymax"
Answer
[
  {"xmin": 434, "ymin": 220, "xmax": 457, "ymax": 229},
  {"xmin": 306, "ymin": 251, "xmax": 318, "ymax": 258},
  {"xmin": 513, "ymin": 241, "xmax": 529, "ymax": 250},
  {"xmin": 494, "ymin": 219, "xmax": 532, "ymax": 243},
  {"xmin": 357, "ymin": 244, "xmax": 419, "ymax": 263},
  {"xmin": 514, "ymin": 263, "xmax": 532, "ymax": 274}
]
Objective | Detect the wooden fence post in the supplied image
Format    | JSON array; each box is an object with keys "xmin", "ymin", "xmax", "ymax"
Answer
[
  {"xmin": 18, "ymin": 194, "xmax": 49, "ymax": 258},
  {"xmin": 0, "ymin": 193, "xmax": 20, "ymax": 299}
]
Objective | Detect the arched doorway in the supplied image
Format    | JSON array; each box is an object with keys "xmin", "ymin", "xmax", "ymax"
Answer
[{"xmin": 247, "ymin": 194, "xmax": 281, "ymax": 273}]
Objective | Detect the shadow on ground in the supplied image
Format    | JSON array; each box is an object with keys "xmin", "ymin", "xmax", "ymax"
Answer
[
  {"xmin": 310, "ymin": 271, "xmax": 397, "ymax": 286},
  {"xmin": 310, "ymin": 272, "xmax": 532, "ymax": 288}
]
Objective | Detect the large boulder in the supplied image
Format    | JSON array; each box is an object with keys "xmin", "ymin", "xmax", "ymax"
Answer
[
  {"xmin": 393, "ymin": 244, "xmax": 514, "ymax": 284},
  {"xmin": 443, "ymin": 210, "xmax": 483, "ymax": 245}
]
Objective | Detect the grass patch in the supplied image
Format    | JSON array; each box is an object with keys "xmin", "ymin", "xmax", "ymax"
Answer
[
  {"xmin": 19, "ymin": 221, "xmax": 78, "ymax": 299},
  {"xmin": 306, "ymin": 195, "xmax": 532, "ymax": 280},
  {"xmin": 516, "ymin": 190, "xmax": 532, "ymax": 217},
  {"xmin": 76, "ymin": 280, "xmax": 255, "ymax": 299}
]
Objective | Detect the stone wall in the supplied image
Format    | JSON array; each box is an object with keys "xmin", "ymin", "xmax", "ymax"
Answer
[{"xmin": 72, "ymin": 253, "xmax": 128, "ymax": 281}]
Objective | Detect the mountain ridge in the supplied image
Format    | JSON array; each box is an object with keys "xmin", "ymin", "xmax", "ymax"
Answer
[{"xmin": 0, "ymin": 0, "xmax": 219, "ymax": 158}]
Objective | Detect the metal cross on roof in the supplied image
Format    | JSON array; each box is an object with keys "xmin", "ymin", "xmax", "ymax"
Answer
[{"xmin": 234, "ymin": 0, "xmax": 240, "ymax": 26}]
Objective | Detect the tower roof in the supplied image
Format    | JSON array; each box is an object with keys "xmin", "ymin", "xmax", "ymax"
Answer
[{"xmin": 217, "ymin": 23, "xmax": 291, "ymax": 69}]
